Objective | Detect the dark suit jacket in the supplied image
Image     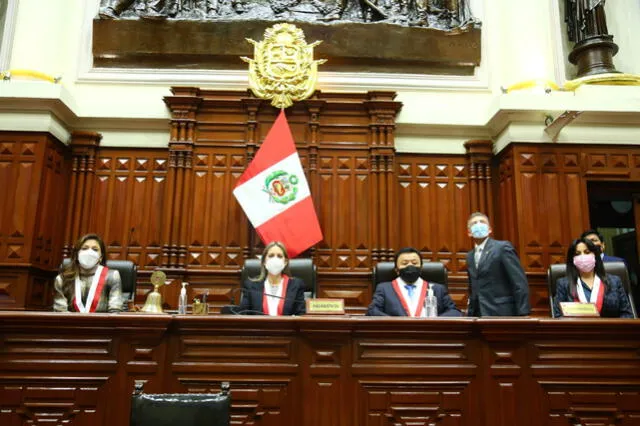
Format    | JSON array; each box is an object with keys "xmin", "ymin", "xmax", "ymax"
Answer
[
  {"xmin": 466, "ymin": 238, "xmax": 530, "ymax": 316},
  {"xmin": 367, "ymin": 281, "xmax": 462, "ymax": 317},
  {"xmin": 239, "ymin": 276, "xmax": 306, "ymax": 316},
  {"xmin": 552, "ymin": 274, "xmax": 634, "ymax": 318},
  {"xmin": 603, "ymin": 254, "xmax": 626, "ymax": 264}
]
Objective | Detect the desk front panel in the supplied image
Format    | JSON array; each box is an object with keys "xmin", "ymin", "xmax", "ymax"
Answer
[{"xmin": 1, "ymin": 314, "xmax": 639, "ymax": 426}]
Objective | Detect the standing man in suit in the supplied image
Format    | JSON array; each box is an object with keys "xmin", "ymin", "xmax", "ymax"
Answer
[
  {"xmin": 581, "ymin": 229, "xmax": 626, "ymax": 264},
  {"xmin": 466, "ymin": 212, "xmax": 530, "ymax": 316},
  {"xmin": 367, "ymin": 247, "xmax": 461, "ymax": 317}
]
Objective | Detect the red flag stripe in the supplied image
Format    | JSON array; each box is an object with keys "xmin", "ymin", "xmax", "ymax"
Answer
[
  {"xmin": 256, "ymin": 196, "xmax": 323, "ymax": 258},
  {"xmin": 235, "ymin": 110, "xmax": 297, "ymax": 187}
]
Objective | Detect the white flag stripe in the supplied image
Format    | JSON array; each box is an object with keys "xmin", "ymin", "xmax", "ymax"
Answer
[{"xmin": 233, "ymin": 153, "xmax": 311, "ymax": 228}]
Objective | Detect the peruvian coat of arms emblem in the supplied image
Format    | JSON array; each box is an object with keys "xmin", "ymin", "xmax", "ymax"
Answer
[
  {"xmin": 263, "ymin": 170, "xmax": 299, "ymax": 204},
  {"xmin": 242, "ymin": 23, "xmax": 326, "ymax": 109}
]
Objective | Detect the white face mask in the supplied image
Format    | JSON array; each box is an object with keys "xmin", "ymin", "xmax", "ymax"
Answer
[
  {"xmin": 78, "ymin": 249, "xmax": 101, "ymax": 269},
  {"xmin": 265, "ymin": 257, "xmax": 286, "ymax": 275}
]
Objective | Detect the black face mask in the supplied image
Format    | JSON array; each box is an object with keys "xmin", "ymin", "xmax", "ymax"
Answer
[{"xmin": 398, "ymin": 265, "xmax": 420, "ymax": 284}]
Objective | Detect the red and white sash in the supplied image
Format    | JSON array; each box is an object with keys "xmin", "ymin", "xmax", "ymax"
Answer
[
  {"xmin": 391, "ymin": 278, "xmax": 429, "ymax": 317},
  {"xmin": 263, "ymin": 275, "xmax": 289, "ymax": 316},
  {"xmin": 574, "ymin": 275, "xmax": 605, "ymax": 313},
  {"xmin": 73, "ymin": 266, "xmax": 109, "ymax": 313}
]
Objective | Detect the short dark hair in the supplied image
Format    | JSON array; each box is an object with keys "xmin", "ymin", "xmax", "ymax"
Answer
[
  {"xmin": 467, "ymin": 212, "xmax": 489, "ymax": 228},
  {"xmin": 581, "ymin": 229, "xmax": 604, "ymax": 242},
  {"xmin": 394, "ymin": 247, "xmax": 423, "ymax": 268}
]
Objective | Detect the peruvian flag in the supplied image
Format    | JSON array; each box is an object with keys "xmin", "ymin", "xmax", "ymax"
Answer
[{"xmin": 233, "ymin": 110, "xmax": 323, "ymax": 258}]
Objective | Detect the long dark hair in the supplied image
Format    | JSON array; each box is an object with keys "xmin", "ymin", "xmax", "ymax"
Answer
[
  {"xmin": 250, "ymin": 241, "xmax": 291, "ymax": 282},
  {"xmin": 565, "ymin": 237, "xmax": 608, "ymax": 299},
  {"xmin": 60, "ymin": 233, "xmax": 107, "ymax": 298}
]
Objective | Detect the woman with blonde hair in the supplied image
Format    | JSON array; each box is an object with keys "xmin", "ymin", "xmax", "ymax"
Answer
[
  {"xmin": 53, "ymin": 233, "xmax": 123, "ymax": 313},
  {"xmin": 239, "ymin": 241, "xmax": 306, "ymax": 316}
]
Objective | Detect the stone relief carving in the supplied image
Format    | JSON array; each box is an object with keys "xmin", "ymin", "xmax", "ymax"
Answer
[{"xmin": 98, "ymin": 0, "xmax": 478, "ymax": 30}]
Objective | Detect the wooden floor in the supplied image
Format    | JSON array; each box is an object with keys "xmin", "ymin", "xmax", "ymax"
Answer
[{"xmin": 1, "ymin": 312, "xmax": 640, "ymax": 426}]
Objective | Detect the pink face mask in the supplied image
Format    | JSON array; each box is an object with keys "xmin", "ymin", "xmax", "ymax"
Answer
[{"xmin": 573, "ymin": 253, "xmax": 596, "ymax": 273}]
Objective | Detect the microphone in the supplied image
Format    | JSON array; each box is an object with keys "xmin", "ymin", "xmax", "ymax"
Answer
[
  {"xmin": 230, "ymin": 286, "xmax": 290, "ymax": 303},
  {"xmin": 223, "ymin": 287, "xmax": 266, "ymax": 315}
]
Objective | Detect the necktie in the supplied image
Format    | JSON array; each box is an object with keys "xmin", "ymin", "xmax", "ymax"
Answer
[
  {"xmin": 405, "ymin": 284, "xmax": 415, "ymax": 300},
  {"xmin": 474, "ymin": 247, "xmax": 482, "ymax": 267}
]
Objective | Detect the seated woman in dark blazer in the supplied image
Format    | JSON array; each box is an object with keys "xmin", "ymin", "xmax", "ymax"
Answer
[
  {"xmin": 53, "ymin": 233, "xmax": 123, "ymax": 313},
  {"xmin": 239, "ymin": 241, "xmax": 306, "ymax": 316},
  {"xmin": 553, "ymin": 238, "xmax": 634, "ymax": 318}
]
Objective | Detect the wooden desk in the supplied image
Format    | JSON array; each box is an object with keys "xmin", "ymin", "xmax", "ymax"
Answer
[{"xmin": 1, "ymin": 313, "xmax": 640, "ymax": 426}]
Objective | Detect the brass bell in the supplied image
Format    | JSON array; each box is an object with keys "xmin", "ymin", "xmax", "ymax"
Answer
[{"xmin": 141, "ymin": 270, "xmax": 167, "ymax": 313}]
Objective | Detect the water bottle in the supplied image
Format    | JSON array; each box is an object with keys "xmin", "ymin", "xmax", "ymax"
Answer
[
  {"xmin": 178, "ymin": 282, "xmax": 188, "ymax": 314},
  {"xmin": 425, "ymin": 286, "xmax": 437, "ymax": 318}
]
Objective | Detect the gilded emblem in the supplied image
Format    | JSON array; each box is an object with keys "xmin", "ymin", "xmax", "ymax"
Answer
[{"xmin": 242, "ymin": 23, "xmax": 326, "ymax": 109}]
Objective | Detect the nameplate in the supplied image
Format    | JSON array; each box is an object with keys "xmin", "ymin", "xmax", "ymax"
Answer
[
  {"xmin": 306, "ymin": 298, "xmax": 345, "ymax": 315},
  {"xmin": 559, "ymin": 302, "xmax": 600, "ymax": 317}
]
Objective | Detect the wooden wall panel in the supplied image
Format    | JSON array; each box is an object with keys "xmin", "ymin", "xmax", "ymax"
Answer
[
  {"xmin": 0, "ymin": 133, "xmax": 68, "ymax": 309},
  {"xmin": 32, "ymin": 138, "xmax": 68, "ymax": 271},
  {"xmin": 189, "ymin": 147, "xmax": 247, "ymax": 270},
  {"xmin": 0, "ymin": 134, "xmax": 45, "ymax": 266},
  {"xmin": 0, "ymin": 271, "xmax": 24, "ymax": 311},
  {"xmin": 395, "ymin": 156, "xmax": 471, "ymax": 281},
  {"xmin": 89, "ymin": 150, "xmax": 167, "ymax": 270},
  {"xmin": 519, "ymin": 170, "xmax": 543, "ymax": 271},
  {"xmin": 315, "ymin": 151, "xmax": 372, "ymax": 272},
  {"xmin": 500, "ymin": 146, "xmax": 589, "ymax": 271},
  {"xmin": 496, "ymin": 143, "xmax": 640, "ymax": 316},
  {"xmin": 496, "ymin": 154, "xmax": 518, "ymax": 245}
]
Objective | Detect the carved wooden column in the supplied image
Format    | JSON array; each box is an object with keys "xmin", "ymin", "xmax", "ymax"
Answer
[
  {"xmin": 369, "ymin": 149, "xmax": 381, "ymax": 263},
  {"xmin": 241, "ymin": 97, "xmax": 263, "ymax": 258},
  {"xmin": 365, "ymin": 92, "xmax": 402, "ymax": 262},
  {"xmin": 304, "ymin": 98, "xmax": 326, "ymax": 261},
  {"xmin": 63, "ymin": 131, "xmax": 102, "ymax": 256},
  {"xmin": 163, "ymin": 89, "xmax": 201, "ymax": 268},
  {"xmin": 464, "ymin": 139, "xmax": 493, "ymax": 218}
]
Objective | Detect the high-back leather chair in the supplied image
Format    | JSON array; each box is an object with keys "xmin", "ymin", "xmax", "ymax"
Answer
[
  {"xmin": 60, "ymin": 259, "xmax": 137, "ymax": 311},
  {"xmin": 372, "ymin": 261, "xmax": 448, "ymax": 290},
  {"xmin": 130, "ymin": 381, "xmax": 230, "ymax": 426},
  {"xmin": 241, "ymin": 258, "xmax": 317, "ymax": 299},
  {"xmin": 547, "ymin": 261, "xmax": 637, "ymax": 318},
  {"xmin": 547, "ymin": 263, "xmax": 565, "ymax": 317}
]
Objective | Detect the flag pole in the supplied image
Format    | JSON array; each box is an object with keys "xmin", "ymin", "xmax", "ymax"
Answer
[{"xmin": 238, "ymin": 24, "xmax": 325, "ymax": 258}]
